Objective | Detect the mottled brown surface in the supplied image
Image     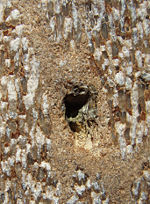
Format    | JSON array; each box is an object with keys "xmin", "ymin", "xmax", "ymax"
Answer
[{"xmin": 0, "ymin": 0, "xmax": 150, "ymax": 203}]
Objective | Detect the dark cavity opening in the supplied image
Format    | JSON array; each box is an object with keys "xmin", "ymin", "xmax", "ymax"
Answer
[
  {"xmin": 63, "ymin": 85, "xmax": 97, "ymax": 133},
  {"xmin": 64, "ymin": 91, "xmax": 90, "ymax": 118}
]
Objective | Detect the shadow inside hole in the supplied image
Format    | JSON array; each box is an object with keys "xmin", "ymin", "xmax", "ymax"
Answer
[
  {"xmin": 69, "ymin": 122, "xmax": 81, "ymax": 133},
  {"xmin": 63, "ymin": 85, "xmax": 98, "ymax": 133},
  {"xmin": 64, "ymin": 92, "xmax": 90, "ymax": 118}
]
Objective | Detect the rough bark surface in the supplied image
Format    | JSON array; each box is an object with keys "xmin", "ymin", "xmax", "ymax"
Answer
[{"xmin": 0, "ymin": 0, "xmax": 150, "ymax": 203}]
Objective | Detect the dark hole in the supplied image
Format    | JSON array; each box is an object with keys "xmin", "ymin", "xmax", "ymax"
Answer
[
  {"xmin": 105, "ymin": 14, "xmax": 109, "ymax": 22},
  {"xmin": 125, "ymin": 128, "xmax": 130, "ymax": 143},
  {"xmin": 146, "ymin": 84, "xmax": 149, "ymax": 89},
  {"xmin": 87, "ymin": 120, "xmax": 91, "ymax": 127},
  {"xmin": 69, "ymin": 122, "xmax": 80, "ymax": 132},
  {"xmin": 86, "ymin": 0, "xmax": 92, "ymax": 11},
  {"xmin": 64, "ymin": 91, "xmax": 90, "ymax": 118},
  {"xmin": 102, "ymin": 51, "xmax": 108, "ymax": 58},
  {"xmin": 137, "ymin": 115, "xmax": 140, "ymax": 122},
  {"xmin": 115, "ymin": 66, "xmax": 119, "ymax": 71},
  {"xmin": 87, "ymin": 119, "xmax": 95, "ymax": 127},
  {"xmin": 146, "ymin": 15, "xmax": 149, "ymax": 19},
  {"xmin": 63, "ymin": 85, "xmax": 98, "ymax": 133},
  {"xmin": 138, "ymin": 103, "xmax": 142, "ymax": 114}
]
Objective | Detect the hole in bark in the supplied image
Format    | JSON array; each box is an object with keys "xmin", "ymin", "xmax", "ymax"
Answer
[
  {"xmin": 63, "ymin": 85, "xmax": 97, "ymax": 132},
  {"xmin": 64, "ymin": 91, "xmax": 90, "ymax": 118}
]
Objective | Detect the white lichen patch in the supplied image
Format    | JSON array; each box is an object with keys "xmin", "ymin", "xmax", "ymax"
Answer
[
  {"xmin": 66, "ymin": 195, "xmax": 78, "ymax": 204},
  {"xmin": 115, "ymin": 121, "xmax": 126, "ymax": 158},
  {"xmin": 42, "ymin": 92, "xmax": 49, "ymax": 115},
  {"xmin": 15, "ymin": 146, "xmax": 22, "ymax": 163},
  {"xmin": 7, "ymin": 77, "xmax": 17, "ymax": 101},
  {"xmin": 23, "ymin": 56, "xmax": 40, "ymax": 110},
  {"xmin": 126, "ymin": 65, "xmax": 133, "ymax": 76},
  {"xmin": 10, "ymin": 37, "xmax": 20, "ymax": 52},
  {"xmin": 145, "ymin": 101, "xmax": 150, "ymax": 125},
  {"xmin": 35, "ymin": 126, "xmax": 46, "ymax": 146},
  {"xmin": 130, "ymin": 82, "xmax": 139, "ymax": 146},
  {"xmin": 93, "ymin": 48, "xmax": 102, "ymax": 61},
  {"xmin": 75, "ymin": 185, "xmax": 86, "ymax": 196},
  {"xmin": 1, "ymin": 160, "xmax": 11, "ymax": 176},
  {"xmin": 22, "ymin": 37, "xmax": 29, "ymax": 52},
  {"xmin": 135, "ymin": 50, "xmax": 143, "ymax": 68},
  {"xmin": 0, "ymin": 121, "xmax": 6, "ymax": 138},
  {"xmin": 125, "ymin": 77, "xmax": 132, "ymax": 90},
  {"xmin": 122, "ymin": 46, "xmax": 130, "ymax": 58},
  {"xmin": 63, "ymin": 17, "xmax": 73, "ymax": 40},
  {"xmin": 5, "ymin": 59, "xmax": 11, "ymax": 68},
  {"xmin": 115, "ymin": 71, "xmax": 125, "ymax": 86},
  {"xmin": 14, "ymin": 24, "xmax": 24, "ymax": 36},
  {"xmin": 6, "ymin": 9, "xmax": 20, "ymax": 23},
  {"xmin": 0, "ymin": 2, "xmax": 4, "ymax": 23}
]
